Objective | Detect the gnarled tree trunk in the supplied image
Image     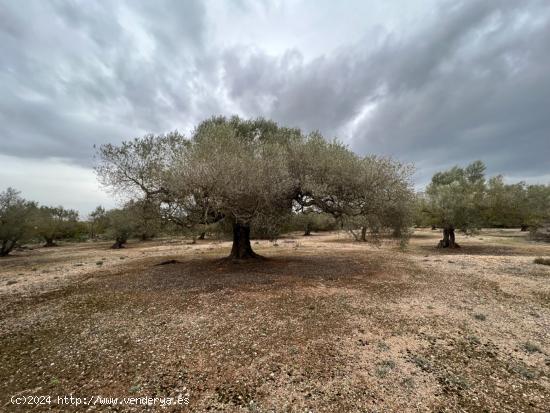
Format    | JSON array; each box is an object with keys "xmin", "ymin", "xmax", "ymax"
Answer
[
  {"xmin": 520, "ymin": 224, "xmax": 528, "ymax": 232},
  {"xmin": 198, "ymin": 231, "xmax": 206, "ymax": 240},
  {"xmin": 303, "ymin": 223, "xmax": 311, "ymax": 236},
  {"xmin": 438, "ymin": 226, "xmax": 460, "ymax": 248},
  {"xmin": 229, "ymin": 223, "xmax": 260, "ymax": 259},
  {"xmin": 361, "ymin": 226, "xmax": 367, "ymax": 242},
  {"xmin": 111, "ymin": 237, "xmax": 127, "ymax": 249},
  {"xmin": 44, "ymin": 237, "xmax": 57, "ymax": 247},
  {"xmin": 1, "ymin": 240, "xmax": 17, "ymax": 257}
]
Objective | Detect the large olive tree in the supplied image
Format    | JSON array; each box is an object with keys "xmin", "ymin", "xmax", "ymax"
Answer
[{"xmin": 97, "ymin": 116, "xmax": 414, "ymax": 259}]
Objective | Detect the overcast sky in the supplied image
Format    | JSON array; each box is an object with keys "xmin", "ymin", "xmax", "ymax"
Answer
[{"xmin": 1, "ymin": 0, "xmax": 549, "ymax": 215}]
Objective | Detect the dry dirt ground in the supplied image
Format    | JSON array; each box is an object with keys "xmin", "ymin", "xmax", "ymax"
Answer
[{"xmin": 0, "ymin": 229, "xmax": 549, "ymax": 412}]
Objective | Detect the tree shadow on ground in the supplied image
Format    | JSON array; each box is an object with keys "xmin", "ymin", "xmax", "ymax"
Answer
[{"xmin": 98, "ymin": 255, "xmax": 384, "ymax": 295}]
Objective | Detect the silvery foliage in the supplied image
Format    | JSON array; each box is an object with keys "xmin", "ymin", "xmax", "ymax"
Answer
[{"xmin": 97, "ymin": 116, "xmax": 415, "ymax": 237}]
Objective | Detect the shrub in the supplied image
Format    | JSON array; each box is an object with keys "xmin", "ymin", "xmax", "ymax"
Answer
[
  {"xmin": 522, "ymin": 342, "xmax": 542, "ymax": 353},
  {"xmin": 375, "ymin": 360, "xmax": 396, "ymax": 378}
]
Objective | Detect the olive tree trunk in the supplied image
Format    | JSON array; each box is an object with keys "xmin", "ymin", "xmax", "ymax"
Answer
[
  {"xmin": 229, "ymin": 223, "xmax": 260, "ymax": 259},
  {"xmin": 44, "ymin": 237, "xmax": 57, "ymax": 247},
  {"xmin": 361, "ymin": 226, "xmax": 367, "ymax": 242},
  {"xmin": 303, "ymin": 223, "xmax": 311, "ymax": 236},
  {"xmin": 111, "ymin": 238, "xmax": 127, "ymax": 249},
  {"xmin": 438, "ymin": 226, "xmax": 460, "ymax": 248},
  {"xmin": 0, "ymin": 240, "xmax": 17, "ymax": 257}
]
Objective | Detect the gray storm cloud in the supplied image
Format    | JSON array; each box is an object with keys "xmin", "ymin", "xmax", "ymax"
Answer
[
  {"xmin": 1, "ymin": 0, "xmax": 549, "ymax": 200},
  {"xmin": 220, "ymin": 1, "xmax": 550, "ymax": 183}
]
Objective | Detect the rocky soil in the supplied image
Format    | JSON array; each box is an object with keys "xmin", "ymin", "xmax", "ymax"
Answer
[{"xmin": 1, "ymin": 229, "xmax": 548, "ymax": 412}]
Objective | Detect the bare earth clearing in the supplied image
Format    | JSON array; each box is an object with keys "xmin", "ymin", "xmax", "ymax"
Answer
[{"xmin": 1, "ymin": 229, "xmax": 549, "ymax": 412}]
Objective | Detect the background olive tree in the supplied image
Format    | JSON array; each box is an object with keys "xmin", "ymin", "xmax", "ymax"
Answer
[
  {"xmin": 520, "ymin": 185, "xmax": 550, "ymax": 232},
  {"xmin": 424, "ymin": 161, "xmax": 486, "ymax": 248},
  {"xmin": 36, "ymin": 206, "xmax": 81, "ymax": 247},
  {"xmin": 125, "ymin": 199, "xmax": 162, "ymax": 241},
  {"xmin": 0, "ymin": 188, "xmax": 37, "ymax": 256},
  {"xmin": 291, "ymin": 211, "xmax": 337, "ymax": 236},
  {"xmin": 88, "ymin": 205, "xmax": 108, "ymax": 240},
  {"xmin": 104, "ymin": 207, "xmax": 137, "ymax": 249},
  {"xmin": 341, "ymin": 156, "xmax": 415, "ymax": 242}
]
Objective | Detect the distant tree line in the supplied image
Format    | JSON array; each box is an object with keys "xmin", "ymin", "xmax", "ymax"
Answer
[
  {"xmin": 0, "ymin": 188, "xmax": 85, "ymax": 256},
  {"xmin": 0, "ymin": 190, "xmax": 171, "ymax": 255}
]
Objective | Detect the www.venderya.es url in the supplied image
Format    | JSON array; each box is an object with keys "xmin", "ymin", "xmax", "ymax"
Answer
[{"xmin": 9, "ymin": 394, "xmax": 190, "ymax": 407}]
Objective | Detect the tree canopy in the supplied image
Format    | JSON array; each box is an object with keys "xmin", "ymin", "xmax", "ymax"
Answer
[{"xmin": 97, "ymin": 116, "xmax": 415, "ymax": 259}]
